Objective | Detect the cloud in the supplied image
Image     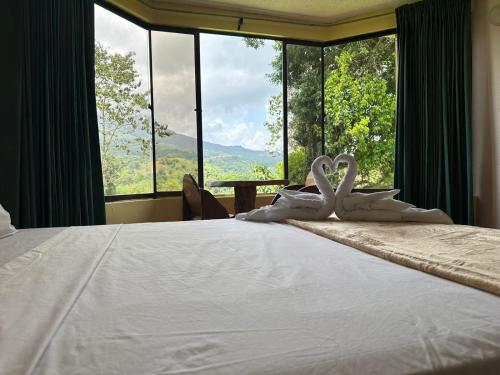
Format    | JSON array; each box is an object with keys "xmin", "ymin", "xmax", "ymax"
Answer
[
  {"xmin": 95, "ymin": 6, "xmax": 150, "ymax": 89},
  {"xmin": 95, "ymin": 5, "xmax": 282, "ymax": 151},
  {"xmin": 241, "ymin": 131, "xmax": 269, "ymax": 151},
  {"xmin": 199, "ymin": 35, "xmax": 281, "ymax": 151},
  {"xmin": 204, "ymin": 118, "xmax": 270, "ymax": 151},
  {"xmin": 150, "ymin": 32, "xmax": 198, "ymax": 137},
  {"xmin": 200, "ymin": 34, "xmax": 280, "ymax": 114}
]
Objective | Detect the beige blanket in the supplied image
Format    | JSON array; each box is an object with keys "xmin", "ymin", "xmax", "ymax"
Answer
[{"xmin": 286, "ymin": 217, "xmax": 500, "ymax": 297}]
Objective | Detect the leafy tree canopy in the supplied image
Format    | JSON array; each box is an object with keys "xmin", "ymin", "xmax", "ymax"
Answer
[
  {"xmin": 95, "ymin": 42, "xmax": 171, "ymax": 194},
  {"xmin": 94, "ymin": 35, "xmax": 396, "ymax": 197},
  {"xmin": 325, "ymin": 38, "xmax": 396, "ymax": 187},
  {"xmin": 258, "ymin": 36, "xmax": 396, "ymax": 187}
]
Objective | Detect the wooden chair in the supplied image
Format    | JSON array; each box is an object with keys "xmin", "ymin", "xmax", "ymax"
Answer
[
  {"xmin": 299, "ymin": 185, "xmax": 321, "ymax": 194},
  {"xmin": 182, "ymin": 174, "xmax": 231, "ymax": 220},
  {"xmin": 304, "ymin": 171, "xmax": 315, "ymax": 187}
]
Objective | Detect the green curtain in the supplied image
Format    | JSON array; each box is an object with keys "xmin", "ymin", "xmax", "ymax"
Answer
[
  {"xmin": 0, "ymin": 3, "xmax": 24, "ymax": 226},
  {"xmin": 0, "ymin": 0, "xmax": 105, "ymax": 228},
  {"xmin": 394, "ymin": 0, "xmax": 473, "ymax": 225}
]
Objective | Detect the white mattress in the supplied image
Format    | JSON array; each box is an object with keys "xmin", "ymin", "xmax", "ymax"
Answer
[
  {"xmin": 1, "ymin": 220, "xmax": 500, "ymax": 374},
  {"xmin": 0, "ymin": 227, "xmax": 64, "ymax": 267}
]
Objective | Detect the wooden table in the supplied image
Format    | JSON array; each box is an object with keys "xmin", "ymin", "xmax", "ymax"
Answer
[{"xmin": 206, "ymin": 179, "xmax": 289, "ymax": 214}]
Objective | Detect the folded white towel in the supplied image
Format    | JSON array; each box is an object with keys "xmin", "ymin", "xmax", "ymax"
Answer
[
  {"xmin": 333, "ymin": 154, "xmax": 453, "ymax": 224},
  {"xmin": 0, "ymin": 204, "xmax": 17, "ymax": 239},
  {"xmin": 277, "ymin": 190, "xmax": 324, "ymax": 209}
]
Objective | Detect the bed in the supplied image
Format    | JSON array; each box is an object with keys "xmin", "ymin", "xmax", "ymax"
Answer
[{"xmin": 1, "ymin": 219, "xmax": 500, "ymax": 374}]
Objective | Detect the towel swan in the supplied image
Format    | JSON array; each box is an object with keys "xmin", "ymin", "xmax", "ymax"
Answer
[
  {"xmin": 235, "ymin": 156, "xmax": 337, "ymax": 222},
  {"xmin": 332, "ymin": 154, "xmax": 453, "ymax": 224}
]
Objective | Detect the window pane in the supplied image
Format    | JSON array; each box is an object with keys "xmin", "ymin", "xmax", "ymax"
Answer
[
  {"xmin": 94, "ymin": 5, "xmax": 153, "ymax": 196},
  {"xmin": 324, "ymin": 35, "xmax": 396, "ymax": 188},
  {"xmin": 200, "ymin": 35, "xmax": 283, "ymax": 195},
  {"xmin": 286, "ymin": 44, "xmax": 323, "ymax": 185},
  {"xmin": 151, "ymin": 32, "xmax": 197, "ymax": 192}
]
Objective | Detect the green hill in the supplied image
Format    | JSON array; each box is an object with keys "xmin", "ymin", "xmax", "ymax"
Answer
[{"xmin": 155, "ymin": 134, "xmax": 281, "ymax": 173}]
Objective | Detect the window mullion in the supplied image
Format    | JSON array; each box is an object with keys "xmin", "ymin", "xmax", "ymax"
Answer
[
  {"xmin": 321, "ymin": 45, "xmax": 325, "ymax": 156},
  {"xmin": 148, "ymin": 29, "xmax": 158, "ymax": 195},
  {"xmin": 194, "ymin": 33, "xmax": 204, "ymax": 188},
  {"xmin": 282, "ymin": 41, "xmax": 288, "ymax": 180}
]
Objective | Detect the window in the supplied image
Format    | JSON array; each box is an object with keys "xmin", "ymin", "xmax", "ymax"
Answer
[
  {"xmin": 324, "ymin": 36, "xmax": 397, "ymax": 188},
  {"xmin": 151, "ymin": 31, "xmax": 198, "ymax": 192},
  {"xmin": 94, "ymin": 5, "xmax": 152, "ymax": 196},
  {"xmin": 95, "ymin": 4, "xmax": 397, "ymax": 199},
  {"xmin": 286, "ymin": 44, "xmax": 323, "ymax": 185},
  {"xmin": 200, "ymin": 35, "xmax": 283, "ymax": 194}
]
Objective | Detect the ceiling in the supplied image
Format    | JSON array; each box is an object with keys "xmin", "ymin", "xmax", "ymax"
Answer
[{"xmin": 149, "ymin": 0, "xmax": 414, "ymax": 25}]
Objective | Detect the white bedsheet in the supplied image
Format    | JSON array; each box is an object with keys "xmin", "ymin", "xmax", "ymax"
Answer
[
  {"xmin": 0, "ymin": 227, "xmax": 64, "ymax": 266},
  {"xmin": 1, "ymin": 220, "xmax": 500, "ymax": 374}
]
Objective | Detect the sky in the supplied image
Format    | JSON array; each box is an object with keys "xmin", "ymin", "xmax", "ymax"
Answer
[{"xmin": 95, "ymin": 5, "xmax": 282, "ymax": 153}]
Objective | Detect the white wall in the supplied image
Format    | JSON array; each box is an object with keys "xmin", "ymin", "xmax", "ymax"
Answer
[{"xmin": 472, "ymin": 0, "xmax": 500, "ymax": 228}]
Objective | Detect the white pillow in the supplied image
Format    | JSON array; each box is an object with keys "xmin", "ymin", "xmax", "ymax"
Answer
[{"xmin": 0, "ymin": 204, "xmax": 17, "ymax": 239}]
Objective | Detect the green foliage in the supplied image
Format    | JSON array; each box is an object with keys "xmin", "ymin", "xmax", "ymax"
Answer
[
  {"xmin": 100, "ymin": 153, "xmax": 122, "ymax": 195},
  {"xmin": 263, "ymin": 44, "xmax": 323, "ymax": 184},
  {"xmin": 250, "ymin": 163, "xmax": 282, "ymax": 194},
  {"xmin": 95, "ymin": 43, "xmax": 172, "ymax": 195},
  {"xmin": 286, "ymin": 45, "xmax": 323, "ymax": 177},
  {"xmin": 244, "ymin": 38, "xmax": 265, "ymax": 49},
  {"xmin": 264, "ymin": 36, "xmax": 396, "ymax": 187},
  {"xmin": 95, "ymin": 35, "xmax": 396, "ymax": 197},
  {"xmin": 205, "ymin": 162, "xmax": 282, "ymax": 195},
  {"xmin": 324, "ymin": 37, "xmax": 396, "ymax": 187},
  {"xmin": 95, "ymin": 42, "xmax": 151, "ymax": 195},
  {"xmin": 107, "ymin": 155, "xmax": 153, "ymax": 195},
  {"xmin": 156, "ymin": 156, "xmax": 197, "ymax": 191},
  {"xmin": 264, "ymin": 93, "xmax": 283, "ymax": 156},
  {"xmin": 101, "ymin": 154, "xmax": 282, "ymax": 196},
  {"xmin": 287, "ymin": 149, "xmax": 307, "ymax": 185}
]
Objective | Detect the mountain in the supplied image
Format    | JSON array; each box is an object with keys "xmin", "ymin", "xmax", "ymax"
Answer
[{"xmin": 155, "ymin": 133, "xmax": 281, "ymax": 172}]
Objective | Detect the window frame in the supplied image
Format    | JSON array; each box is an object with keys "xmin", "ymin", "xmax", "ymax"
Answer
[{"xmin": 95, "ymin": 0, "xmax": 396, "ymax": 202}]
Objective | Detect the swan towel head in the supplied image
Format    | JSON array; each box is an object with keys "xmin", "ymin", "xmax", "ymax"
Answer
[{"xmin": 0, "ymin": 204, "xmax": 17, "ymax": 239}]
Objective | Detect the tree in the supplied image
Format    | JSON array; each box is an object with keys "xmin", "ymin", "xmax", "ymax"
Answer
[
  {"xmin": 95, "ymin": 42, "xmax": 150, "ymax": 195},
  {"xmin": 256, "ymin": 36, "xmax": 396, "ymax": 187},
  {"xmin": 95, "ymin": 42, "xmax": 171, "ymax": 195},
  {"xmin": 324, "ymin": 39, "xmax": 396, "ymax": 187},
  {"xmin": 285, "ymin": 44, "xmax": 323, "ymax": 179}
]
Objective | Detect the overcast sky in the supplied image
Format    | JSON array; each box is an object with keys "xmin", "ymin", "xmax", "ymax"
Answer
[{"xmin": 95, "ymin": 5, "xmax": 281, "ymax": 152}]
